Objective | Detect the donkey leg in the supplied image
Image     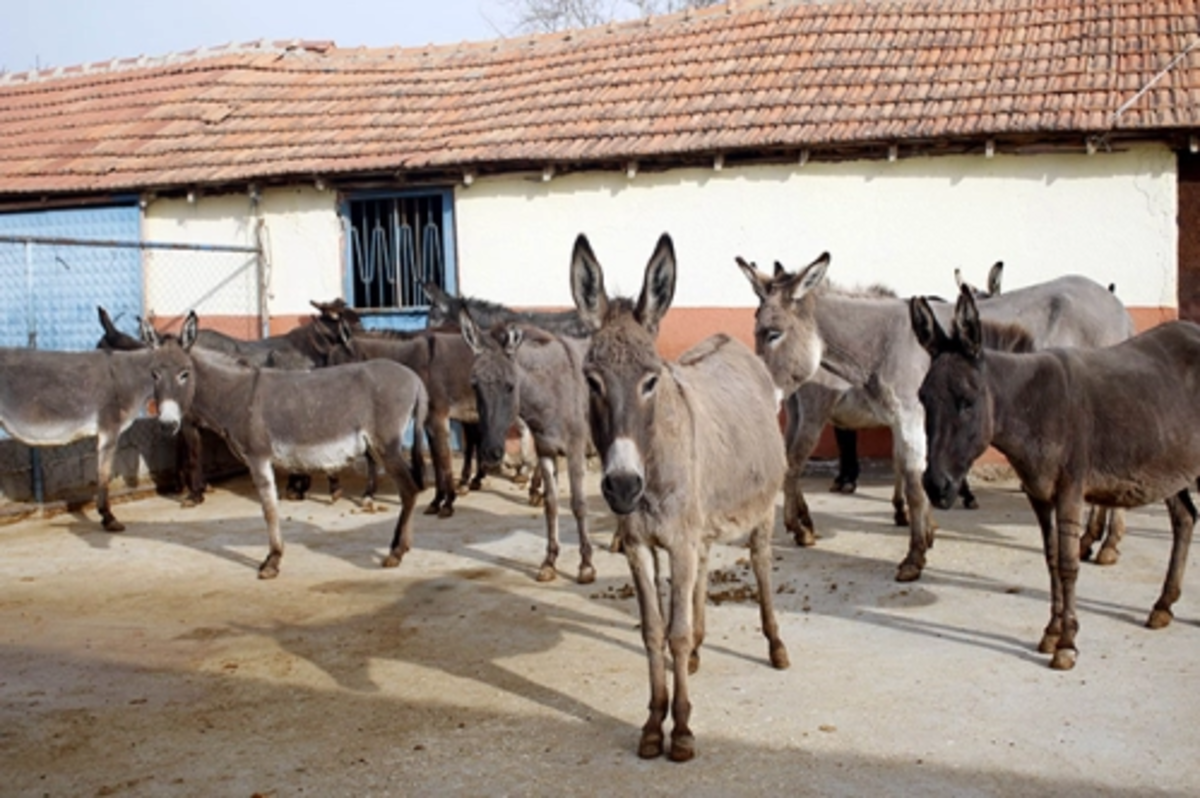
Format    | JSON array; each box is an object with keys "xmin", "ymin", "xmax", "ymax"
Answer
[
  {"xmin": 425, "ymin": 417, "xmax": 454, "ymax": 516},
  {"xmin": 665, "ymin": 543, "xmax": 699, "ymax": 762},
  {"xmin": 1147, "ymin": 491, "xmax": 1195, "ymax": 629},
  {"xmin": 568, "ymin": 448, "xmax": 595, "ymax": 584},
  {"xmin": 626, "ymin": 538, "xmax": 669, "ymax": 759},
  {"xmin": 1096, "ymin": 507, "xmax": 1125, "ymax": 566},
  {"xmin": 957, "ymin": 478, "xmax": 979, "ymax": 510},
  {"xmin": 688, "ymin": 545, "xmax": 710, "ymax": 675},
  {"xmin": 831, "ymin": 426, "xmax": 859, "ymax": 494},
  {"xmin": 1029, "ymin": 497, "xmax": 1064, "ymax": 654},
  {"xmin": 179, "ymin": 419, "xmax": 207, "ymax": 506},
  {"xmin": 284, "ymin": 473, "xmax": 310, "ymax": 502},
  {"xmin": 1049, "ymin": 497, "xmax": 1084, "ymax": 670},
  {"xmin": 462, "ymin": 421, "xmax": 484, "ymax": 491},
  {"xmin": 361, "ymin": 451, "xmax": 379, "ymax": 511},
  {"xmin": 535, "ymin": 456, "xmax": 561, "ymax": 583},
  {"xmin": 782, "ymin": 392, "xmax": 824, "ymax": 547},
  {"xmin": 891, "ymin": 469, "xmax": 909, "ymax": 527},
  {"xmin": 750, "ymin": 518, "xmax": 791, "ymax": 670},
  {"xmin": 1080, "ymin": 505, "xmax": 1105, "ymax": 562},
  {"xmin": 96, "ymin": 431, "xmax": 124, "ymax": 532},
  {"xmin": 383, "ymin": 453, "xmax": 421, "ymax": 568},
  {"xmin": 248, "ymin": 460, "xmax": 285, "ymax": 579}
]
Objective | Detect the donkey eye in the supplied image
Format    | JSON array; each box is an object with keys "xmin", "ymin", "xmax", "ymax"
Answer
[
  {"xmin": 151, "ymin": 368, "xmax": 161, "ymax": 381},
  {"xmin": 641, "ymin": 374, "xmax": 658, "ymax": 398},
  {"xmin": 585, "ymin": 371, "xmax": 605, "ymax": 397},
  {"xmin": 505, "ymin": 382, "xmax": 515, "ymax": 395},
  {"xmin": 954, "ymin": 395, "xmax": 972, "ymax": 412},
  {"xmin": 177, "ymin": 370, "xmax": 190, "ymax": 384},
  {"xmin": 763, "ymin": 329, "xmax": 783, "ymax": 346}
]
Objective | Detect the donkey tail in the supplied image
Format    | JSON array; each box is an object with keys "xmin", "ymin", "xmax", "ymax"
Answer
[{"xmin": 408, "ymin": 384, "xmax": 429, "ymax": 492}]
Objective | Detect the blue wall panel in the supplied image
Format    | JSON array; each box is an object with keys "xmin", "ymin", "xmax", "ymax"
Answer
[{"xmin": 0, "ymin": 205, "xmax": 142, "ymax": 352}]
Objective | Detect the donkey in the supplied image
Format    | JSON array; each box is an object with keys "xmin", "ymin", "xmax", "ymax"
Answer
[
  {"xmin": 911, "ymin": 288, "xmax": 1200, "ymax": 670},
  {"xmin": 571, "ymin": 233, "xmax": 789, "ymax": 762},
  {"xmin": 459, "ymin": 312, "xmax": 595, "ymax": 584},
  {"xmin": 422, "ymin": 280, "xmax": 589, "ymax": 499},
  {"xmin": 0, "ymin": 325, "xmax": 193, "ymax": 531},
  {"xmin": 737, "ymin": 253, "xmax": 1134, "ymax": 582},
  {"xmin": 144, "ymin": 312, "xmax": 428, "ymax": 579}
]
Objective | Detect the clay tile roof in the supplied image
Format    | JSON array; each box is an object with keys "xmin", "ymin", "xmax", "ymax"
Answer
[{"xmin": 1, "ymin": 0, "xmax": 1198, "ymax": 197}]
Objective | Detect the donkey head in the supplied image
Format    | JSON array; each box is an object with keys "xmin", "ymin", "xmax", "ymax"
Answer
[
  {"xmin": 95, "ymin": 307, "xmax": 145, "ymax": 352},
  {"xmin": 421, "ymin": 281, "xmax": 461, "ymax": 330},
  {"xmin": 910, "ymin": 286, "xmax": 993, "ymax": 510},
  {"xmin": 735, "ymin": 251, "xmax": 829, "ymax": 395},
  {"xmin": 571, "ymin": 233, "xmax": 675, "ymax": 516},
  {"xmin": 139, "ymin": 311, "xmax": 199, "ymax": 435},
  {"xmin": 460, "ymin": 309, "xmax": 524, "ymax": 469}
]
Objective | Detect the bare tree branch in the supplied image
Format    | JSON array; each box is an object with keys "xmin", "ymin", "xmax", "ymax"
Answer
[{"xmin": 498, "ymin": 0, "xmax": 723, "ymax": 34}]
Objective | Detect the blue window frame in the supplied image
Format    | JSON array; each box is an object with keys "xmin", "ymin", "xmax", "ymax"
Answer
[{"xmin": 341, "ymin": 188, "xmax": 457, "ymax": 332}]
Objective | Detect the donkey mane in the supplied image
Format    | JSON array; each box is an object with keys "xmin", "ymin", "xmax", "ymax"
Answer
[{"xmin": 980, "ymin": 319, "xmax": 1036, "ymax": 353}]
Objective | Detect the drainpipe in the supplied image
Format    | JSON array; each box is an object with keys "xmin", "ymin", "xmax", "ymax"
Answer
[{"xmin": 24, "ymin": 240, "xmax": 44, "ymax": 504}]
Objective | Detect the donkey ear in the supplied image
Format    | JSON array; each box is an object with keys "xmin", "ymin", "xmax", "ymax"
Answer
[
  {"xmin": 139, "ymin": 316, "xmax": 161, "ymax": 348},
  {"xmin": 909, "ymin": 296, "xmax": 949, "ymax": 358},
  {"xmin": 953, "ymin": 284, "xmax": 983, "ymax": 359},
  {"xmin": 459, "ymin": 308, "xmax": 485, "ymax": 354},
  {"xmin": 501, "ymin": 324, "xmax": 524, "ymax": 356},
  {"xmin": 987, "ymin": 261, "xmax": 1003, "ymax": 296},
  {"xmin": 180, "ymin": 311, "xmax": 199, "ymax": 351},
  {"xmin": 422, "ymin": 280, "xmax": 451, "ymax": 312},
  {"xmin": 735, "ymin": 256, "xmax": 771, "ymax": 303},
  {"xmin": 570, "ymin": 234, "xmax": 608, "ymax": 331},
  {"xmin": 635, "ymin": 233, "xmax": 676, "ymax": 335},
  {"xmin": 778, "ymin": 252, "xmax": 829, "ymax": 304}
]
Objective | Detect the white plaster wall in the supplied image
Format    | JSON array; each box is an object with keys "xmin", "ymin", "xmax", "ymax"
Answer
[
  {"xmin": 143, "ymin": 187, "xmax": 341, "ymax": 320},
  {"xmin": 454, "ymin": 144, "xmax": 1178, "ymax": 310}
]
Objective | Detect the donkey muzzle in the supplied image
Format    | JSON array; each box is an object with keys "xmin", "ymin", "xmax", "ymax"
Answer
[
  {"xmin": 922, "ymin": 470, "xmax": 957, "ymax": 511},
  {"xmin": 156, "ymin": 399, "xmax": 183, "ymax": 436},
  {"xmin": 601, "ymin": 472, "xmax": 643, "ymax": 516}
]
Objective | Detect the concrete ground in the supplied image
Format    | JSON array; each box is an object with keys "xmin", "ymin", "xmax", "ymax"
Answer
[{"xmin": 1, "ymin": 460, "xmax": 1197, "ymax": 797}]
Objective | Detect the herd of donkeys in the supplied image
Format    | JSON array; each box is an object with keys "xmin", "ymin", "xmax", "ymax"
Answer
[{"xmin": 2, "ymin": 233, "xmax": 1199, "ymax": 761}]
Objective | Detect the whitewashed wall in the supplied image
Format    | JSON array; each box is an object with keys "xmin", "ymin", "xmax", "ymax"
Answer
[
  {"xmin": 143, "ymin": 186, "xmax": 341, "ymax": 322},
  {"xmin": 455, "ymin": 144, "xmax": 1178, "ymax": 311}
]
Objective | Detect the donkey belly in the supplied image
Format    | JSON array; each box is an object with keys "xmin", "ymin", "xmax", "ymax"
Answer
[
  {"xmin": 0, "ymin": 410, "xmax": 98, "ymax": 447},
  {"xmin": 270, "ymin": 431, "xmax": 368, "ymax": 472}
]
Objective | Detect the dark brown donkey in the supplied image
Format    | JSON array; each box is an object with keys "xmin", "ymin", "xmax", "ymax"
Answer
[
  {"xmin": 911, "ymin": 287, "xmax": 1200, "ymax": 671},
  {"xmin": 459, "ymin": 311, "xmax": 595, "ymax": 584},
  {"xmin": 571, "ymin": 233, "xmax": 789, "ymax": 762},
  {"xmin": 0, "ymin": 323, "xmax": 192, "ymax": 531},
  {"xmin": 145, "ymin": 312, "xmax": 428, "ymax": 579}
]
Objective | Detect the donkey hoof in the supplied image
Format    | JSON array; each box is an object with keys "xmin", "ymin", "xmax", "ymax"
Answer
[
  {"xmin": 830, "ymin": 479, "xmax": 856, "ymax": 494},
  {"xmin": 536, "ymin": 565, "xmax": 557, "ymax": 583},
  {"xmin": 962, "ymin": 497, "xmax": 979, "ymax": 510},
  {"xmin": 469, "ymin": 478, "xmax": 484, "ymax": 491},
  {"xmin": 529, "ymin": 493, "xmax": 545, "ymax": 508},
  {"xmin": 638, "ymin": 731, "xmax": 664, "ymax": 759},
  {"xmin": 1095, "ymin": 548, "xmax": 1120, "ymax": 567},
  {"xmin": 895, "ymin": 562, "xmax": 923, "ymax": 583},
  {"xmin": 1049, "ymin": 648, "xmax": 1077, "ymax": 671},
  {"xmin": 790, "ymin": 526, "xmax": 817, "ymax": 548},
  {"xmin": 1146, "ymin": 608, "xmax": 1174, "ymax": 630},
  {"xmin": 668, "ymin": 733, "xmax": 696, "ymax": 763},
  {"xmin": 438, "ymin": 506, "xmax": 455, "ymax": 519},
  {"xmin": 1037, "ymin": 633, "xmax": 1059, "ymax": 655},
  {"xmin": 423, "ymin": 503, "xmax": 441, "ymax": 516},
  {"xmin": 257, "ymin": 565, "xmax": 280, "ymax": 580},
  {"xmin": 577, "ymin": 565, "xmax": 596, "ymax": 585},
  {"xmin": 893, "ymin": 510, "xmax": 910, "ymax": 527},
  {"xmin": 382, "ymin": 553, "xmax": 403, "ymax": 569},
  {"xmin": 361, "ymin": 498, "xmax": 376, "ymax": 513},
  {"xmin": 770, "ymin": 642, "xmax": 791, "ymax": 670},
  {"xmin": 688, "ymin": 651, "xmax": 700, "ymax": 675},
  {"xmin": 103, "ymin": 519, "xmax": 126, "ymax": 533},
  {"xmin": 330, "ymin": 489, "xmax": 344, "ymax": 504}
]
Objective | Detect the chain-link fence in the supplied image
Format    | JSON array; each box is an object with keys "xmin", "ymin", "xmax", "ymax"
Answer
[{"xmin": 0, "ymin": 233, "xmax": 263, "ymax": 511}]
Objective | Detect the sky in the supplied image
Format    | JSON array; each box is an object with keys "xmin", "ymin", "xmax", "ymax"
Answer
[{"xmin": 0, "ymin": 0, "xmax": 521, "ymax": 74}]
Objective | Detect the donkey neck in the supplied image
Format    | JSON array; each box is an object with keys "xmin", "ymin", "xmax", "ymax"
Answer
[
  {"xmin": 188, "ymin": 350, "xmax": 261, "ymax": 430},
  {"xmin": 980, "ymin": 349, "xmax": 1067, "ymax": 489},
  {"xmin": 812, "ymin": 292, "xmax": 909, "ymax": 386}
]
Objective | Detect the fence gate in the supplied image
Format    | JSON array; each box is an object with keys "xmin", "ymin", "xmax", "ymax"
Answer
[{"xmin": 0, "ymin": 224, "xmax": 264, "ymax": 510}]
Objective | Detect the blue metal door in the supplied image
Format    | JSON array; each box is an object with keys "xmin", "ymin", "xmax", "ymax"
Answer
[{"xmin": 0, "ymin": 204, "xmax": 142, "ymax": 351}]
